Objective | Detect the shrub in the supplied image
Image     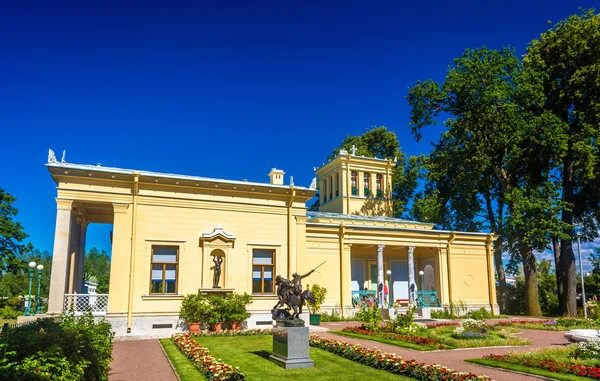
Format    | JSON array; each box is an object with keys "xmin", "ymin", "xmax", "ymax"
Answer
[
  {"xmin": 557, "ymin": 316, "xmax": 595, "ymax": 328},
  {"xmin": 431, "ymin": 307, "xmax": 457, "ymax": 319},
  {"xmin": 355, "ymin": 303, "xmax": 381, "ymax": 331},
  {"xmin": 223, "ymin": 293, "xmax": 252, "ymax": 323},
  {"xmin": 306, "ymin": 284, "xmax": 327, "ymax": 314},
  {"xmin": 575, "ymin": 338, "xmax": 600, "ymax": 360},
  {"xmin": 0, "ymin": 311, "xmax": 114, "ymax": 381},
  {"xmin": 452, "ymin": 318, "xmax": 487, "ymax": 339},
  {"xmin": 180, "ymin": 293, "xmax": 211, "ymax": 324},
  {"xmin": 467, "ymin": 307, "xmax": 494, "ymax": 320}
]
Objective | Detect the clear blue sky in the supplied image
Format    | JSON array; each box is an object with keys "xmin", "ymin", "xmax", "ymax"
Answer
[{"xmin": 1, "ymin": 1, "xmax": 597, "ymax": 269}]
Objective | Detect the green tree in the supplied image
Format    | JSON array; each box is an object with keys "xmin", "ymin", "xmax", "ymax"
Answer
[
  {"xmin": 406, "ymin": 47, "xmax": 569, "ymax": 316},
  {"xmin": 537, "ymin": 259, "xmax": 559, "ymax": 315},
  {"xmin": 0, "ymin": 188, "xmax": 33, "ymax": 273},
  {"xmin": 83, "ymin": 247, "xmax": 111, "ymax": 293},
  {"xmin": 584, "ymin": 249, "xmax": 600, "ymax": 300},
  {"xmin": 328, "ymin": 126, "xmax": 420, "ymax": 217},
  {"xmin": 522, "ymin": 9, "xmax": 600, "ymax": 316}
]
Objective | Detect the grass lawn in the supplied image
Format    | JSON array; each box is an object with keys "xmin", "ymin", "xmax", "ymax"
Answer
[
  {"xmin": 499, "ymin": 322, "xmax": 599, "ymax": 331},
  {"xmin": 159, "ymin": 338, "xmax": 207, "ymax": 381},
  {"xmin": 466, "ymin": 358, "xmax": 595, "ymax": 381},
  {"xmin": 332, "ymin": 330, "xmax": 435, "ymax": 351},
  {"xmin": 194, "ymin": 335, "xmax": 417, "ymax": 381}
]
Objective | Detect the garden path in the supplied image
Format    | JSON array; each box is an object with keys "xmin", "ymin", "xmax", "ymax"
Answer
[
  {"xmin": 320, "ymin": 322, "xmax": 571, "ymax": 381},
  {"xmin": 109, "ymin": 339, "xmax": 178, "ymax": 381}
]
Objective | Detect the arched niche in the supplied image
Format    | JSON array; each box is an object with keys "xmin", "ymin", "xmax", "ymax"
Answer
[
  {"xmin": 199, "ymin": 227, "xmax": 235, "ymax": 289},
  {"xmin": 210, "ymin": 249, "xmax": 226, "ymax": 288}
]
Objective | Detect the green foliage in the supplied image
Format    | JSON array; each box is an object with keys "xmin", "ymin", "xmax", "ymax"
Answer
[
  {"xmin": 0, "ymin": 306, "xmax": 20, "ymax": 319},
  {"xmin": 306, "ymin": 284, "xmax": 327, "ymax": 314},
  {"xmin": 0, "ymin": 189, "xmax": 33, "ymax": 274},
  {"xmin": 430, "ymin": 307, "xmax": 457, "ymax": 319},
  {"xmin": 180, "ymin": 293, "xmax": 211, "ymax": 323},
  {"xmin": 355, "ymin": 304, "xmax": 382, "ymax": 331},
  {"xmin": 0, "ymin": 312, "xmax": 114, "ymax": 381},
  {"xmin": 223, "ymin": 292, "xmax": 252, "ymax": 323},
  {"xmin": 467, "ymin": 307, "xmax": 495, "ymax": 320},
  {"xmin": 84, "ymin": 247, "xmax": 111, "ymax": 293}
]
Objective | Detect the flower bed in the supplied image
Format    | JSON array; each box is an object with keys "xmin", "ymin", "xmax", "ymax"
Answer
[
  {"xmin": 190, "ymin": 328, "xmax": 271, "ymax": 337},
  {"xmin": 425, "ymin": 321, "xmax": 459, "ymax": 328},
  {"xmin": 172, "ymin": 333, "xmax": 245, "ymax": 380},
  {"xmin": 310, "ymin": 335, "xmax": 493, "ymax": 380},
  {"xmin": 342, "ymin": 326, "xmax": 444, "ymax": 349},
  {"xmin": 483, "ymin": 354, "xmax": 600, "ymax": 379}
]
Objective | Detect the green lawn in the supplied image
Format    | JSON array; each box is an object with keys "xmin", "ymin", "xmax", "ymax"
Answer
[
  {"xmin": 159, "ymin": 338, "xmax": 207, "ymax": 381},
  {"xmin": 332, "ymin": 330, "xmax": 435, "ymax": 351},
  {"xmin": 193, "ymin": 335, "xmax": 416, "ymax": 381},
  {"xmin": 466, "ymin": 358, "xmax": 595, "ymax": 381}
]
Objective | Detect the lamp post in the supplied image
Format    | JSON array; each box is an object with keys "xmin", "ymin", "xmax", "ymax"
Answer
[
  {"xmin": 418, "ymin": 270, "xmax": 425, "ymax": 307},
  {"xmin": 24, "ymin": 261, "xmax": 36, "ymax": 316},
  {"xmin": 386, "ymin": 269, "xmax": 392, "ymax": 308},
  {"xmin": 35, "ymin": 264, "xmax": 44, "ymax": 314},
  {"xmin": 419, "ymin": 270, "xmax": 425, "ymax": 291},
  {"xmin": 577, "ymin": 235, "xmax": 587, "ymax": 318}
]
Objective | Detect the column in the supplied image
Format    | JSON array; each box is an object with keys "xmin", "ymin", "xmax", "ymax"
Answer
[
  {"xmin": 358, "ymin": 171, "xmax": 364, "ymax": 197},
  {"xmin": 340, "ymin": 243, "xmax": 352, "ymax": 316},
  {"xmin": 107, "ymin": 202, "xmax": 132, "ymax": 314},
  {"xmin": 486, "ymin": 235, "xmax": 497, "ymax": 311},
  {"xmin": 408, "ymin": 246, "xmax": 416, "ymax": 304},
  {"xmin": 377, "ymin": 244, "xmax": 384, "ymax": 307},
  {"xmin": 47, "ymin": 199, "xmax": 74, "ymax": 314},
  {"xmin": 75, "ymin": 222, "xmax": 88, "ymax": 294},
  {"xmin": 67, "ymin": 218, "xmax": 81, "ymax": 294}
]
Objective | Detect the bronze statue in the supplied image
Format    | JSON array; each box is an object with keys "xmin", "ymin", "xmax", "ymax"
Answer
[
  {"xmin": 212, "ymin": 256, "xmax": 223, "ymax": 288},
  {"xmin": 272, "ymin": 262, "xmax": 325, "ymax": 321}
]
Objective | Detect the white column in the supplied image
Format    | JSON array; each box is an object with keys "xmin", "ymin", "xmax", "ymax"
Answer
[
  {"xmin": 377, "ymin": 244, "xmax": 384, "ymax": 307},
  {"xmin": 48, "ymin": 199, "xmax": 73, "ymax": 314},
  {"xmin": 408, "ymin": 246, "xmax": 416, "ymax": 303}
]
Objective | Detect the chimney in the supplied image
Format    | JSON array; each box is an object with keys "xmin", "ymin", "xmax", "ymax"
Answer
[{"xmin": 268, "ymin": 168, "xmax": 285, "ymax": 185}]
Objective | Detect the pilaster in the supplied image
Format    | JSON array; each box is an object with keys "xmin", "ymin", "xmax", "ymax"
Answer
[
  {"xmin": 107, "ymin": 202, "xmax": 132, "ymax": 314},
  {"xmin": 47, "ymin": 198, "xmax": 73, "ymax": 314}
]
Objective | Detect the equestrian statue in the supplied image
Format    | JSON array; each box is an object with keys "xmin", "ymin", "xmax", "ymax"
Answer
[{"xmin": 272, "ymin": 262, "xmax": 325, "ymax": 322}]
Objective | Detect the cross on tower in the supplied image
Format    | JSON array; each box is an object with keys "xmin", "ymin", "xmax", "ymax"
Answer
[{"xmin": 350, "ymin": 145, "xmax": 357, "ymax": 155}]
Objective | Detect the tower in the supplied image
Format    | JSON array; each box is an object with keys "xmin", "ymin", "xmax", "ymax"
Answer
[
  {"xmin": 315, "ymin": 148, "xmax": 395, "ymax": 216},
  {"xmin": 268, "ymin": 168, "xmax": 285, "ymax": 185}
]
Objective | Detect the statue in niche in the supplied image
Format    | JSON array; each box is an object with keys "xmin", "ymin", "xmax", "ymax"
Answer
[{"xmin": 212, "ymin": 255, "xmax": 223, "ymax": 288}]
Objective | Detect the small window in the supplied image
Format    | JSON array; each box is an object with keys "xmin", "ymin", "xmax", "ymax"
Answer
[
  {"xmin": 335, "ymin": 173, "xmax": 340, "ymax": 197},
  {"xmin": 376, "ymin": 174, "xmax": 383, "ymax": 198},
  {"xmin": 364, "ymin": 172, "xmax": 371, "ymax": 197},
  {"xmin": 329, "ymin": 175, "xmax": 333, "ymax": 200},
  {"xmin": 252, "ymin": 249, "xmax": 275, "ymax": 294},
  {"xmin": 150, "ymin": 246, "xmax": 178, "ymax": 294},
  {"xmin": 351, "ymin": 171, "xmax": 358, "ymax": 196}
]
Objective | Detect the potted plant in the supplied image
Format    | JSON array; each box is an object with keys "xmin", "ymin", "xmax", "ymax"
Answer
[
  {"xmin": 224, "ymin": 292, "xmax": 252, "ymax": 330},
  {"xmin": 207, "ymin": 295, "xmax": 224, "ymax": 331},
  {"xmin": 307, "ymin": 284, "xmax": 327, "ymax": 326},
  {"xmin": 180, "ymin": 293, "xmax": 210, "ymax": 333}
]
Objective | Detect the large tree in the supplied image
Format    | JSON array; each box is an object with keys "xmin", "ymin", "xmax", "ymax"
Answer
[
  {"xmin": 0, "ymin": 188, "xmax": 33, "ymax": 274},
  {"xmin": 328, "ymin": 126, "xmax": 420, "ymax": 217},
  {"xmin": 84, "ymin": 247, "xmax": 111, "ymax": 293},
  {"xmin": 523, "ymin": 9, "xmax": 600, "ymax": 315},
  {"xmin": 407, "ymin": 47, "xmax": 568, "ymax": 316}
]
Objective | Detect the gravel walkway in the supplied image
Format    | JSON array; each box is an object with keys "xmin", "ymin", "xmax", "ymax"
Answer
[
  {"xmin": 320, "ymin": 323, "xmax": 571, "ymax": 381},
  {"xmin": 109, "ymin": 339, "xmax": 177, "ymax": 381}
]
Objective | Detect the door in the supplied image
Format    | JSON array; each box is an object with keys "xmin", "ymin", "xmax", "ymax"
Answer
[
  {"xmin": 351, "ymin": 260, "xmax": 364, "ymax": 291},
  {"xmin": 391, "ymin": 260, "xmax": 409, "ymax": 301}
]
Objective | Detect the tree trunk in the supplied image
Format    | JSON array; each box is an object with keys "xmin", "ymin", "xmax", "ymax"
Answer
[
  {"xmin": 494, "ymin": 240, "xmax": 508, "ymax": 313},
  {"xmin": 561, "ymin": 153, "xmax": 578, "ymax": 316},
  {"xmin": 521, "ymin": 243, "xmax": 543, "ymax": 316},
  {"xmin": 553, "ymin": 237, "xmax": 563, "ymax": 313}
]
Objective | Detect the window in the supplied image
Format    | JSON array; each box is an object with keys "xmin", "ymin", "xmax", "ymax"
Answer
[
  {"xmin": 252, "ymin": 249, "xmax": 275, "ymax": 294},
  {"xmin": 376, "ymin": 174, "xmax": 383, "ymax": 198},
  {"xmin": 150, "ymin": 246, "xmax": 178, "ymax": 294},
  {"xmin": 335, "ymin": 173, "xmax": 340, "ymax": 197},
  {"xmin": 351, "ymin": 171, "xmax": 358, "ymax": 196},
  {"xmin": 323, "ymin": 179, "xmax": 327, "ymax": 203},
  {"xmin": 329, "ymin": 175, "xmax": 333, "ymax": 200},
  {"xmin": 364, "ymin": 172, "xmax": 371, "ymax": 197}
]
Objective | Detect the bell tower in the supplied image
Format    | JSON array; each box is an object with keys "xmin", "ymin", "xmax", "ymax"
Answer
[{"xmin": 314, "ymin": 146, "xmax": 396, "ymax": 216}]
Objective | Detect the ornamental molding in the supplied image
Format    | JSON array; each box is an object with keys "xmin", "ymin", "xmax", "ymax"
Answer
[
  {"xmin": 112, "ymin": 202, "xmax": 130, "ymax": 214},
  {"xmin": 199, "ymin": 226, "xmax": 236, "ymax": 248},
  {"xmin": 56, "ymin": 198, "xmax": 74, "ymax": 211}
]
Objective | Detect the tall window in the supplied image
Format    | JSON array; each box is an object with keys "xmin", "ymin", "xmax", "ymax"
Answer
[
  {"xmin": 376, "ymin": 174, "xmax": 383, "ymax": 198},
  {"xmin": 335, "ymin": 173, "xmax": 340, "ymax": 197},
  {"xmin": 150, "ymin": 246, "xmax": 178, "ymax": 294},
  {"xmin": 351, "ymin": 171, "xmax": 358, "ymax": 196},
  {"xmin": 329, "ymin": 175, "xmax": 333, "ymax": 200},
  {"xmin": 252, "ymin": 249, "xmax": 275, "ymax": 294},
  {"xmin": 323, "ymin": 179, "xmax": 328, "ymax": 202},
  {"xmin": 364, "ymin": 172, "xmax": 371, "ymax": 197}
]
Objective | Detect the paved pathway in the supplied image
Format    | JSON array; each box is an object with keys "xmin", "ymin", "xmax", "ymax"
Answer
[
  {"xmin": 109, "ymin": 339, "xmax": 177, "ymax": 381},
  {"xmin": 320, "ymin": 322, "xmax": 571, "ymax": 381}
]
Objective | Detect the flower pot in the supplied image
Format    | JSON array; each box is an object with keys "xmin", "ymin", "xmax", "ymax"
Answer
[
  {"xmin": 309, "ymin": 314, "xmax": 321, "ymax": 326},
  {"xmin": 231, "ymin": 321, "xmax": 242, "ymax": 331},
  {"xmin": 188, "ymin": 322, "xmax": 201, "ymax": 333},
  {"xmin": 210, "ymin": 322, "xmax": 223, "ymax": 332}
]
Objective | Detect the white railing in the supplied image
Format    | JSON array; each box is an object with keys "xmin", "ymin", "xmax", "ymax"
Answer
[{"xmin": 64, "ymin": 294, "xmax": 109, "ymax": 316}]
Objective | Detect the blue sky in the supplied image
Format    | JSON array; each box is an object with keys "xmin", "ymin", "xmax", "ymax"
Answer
[{"xmin": 1, "ymin": 1, "xmax": 597, "ymax": 270}]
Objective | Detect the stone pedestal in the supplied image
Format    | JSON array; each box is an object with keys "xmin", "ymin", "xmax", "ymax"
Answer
[
  {"xmin": 269, "ymin": 326, "xmax": 314, "ymax": 369},
  {"xmin": 418, "ymin": 307, "xmax": 431, "ymax": 319},
  {"xmin": 198, "ymin": 288, "xmax": 234, "ymax": 298}
]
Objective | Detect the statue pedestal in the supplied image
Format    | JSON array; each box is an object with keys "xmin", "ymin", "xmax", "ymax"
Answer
[
  {"xmin": 269, "ymin": 326, "xmax": 314, "ymax": 369},
  {"xmin": 198, "ymin": 288, "xmax": 234, "ymax": 298}
]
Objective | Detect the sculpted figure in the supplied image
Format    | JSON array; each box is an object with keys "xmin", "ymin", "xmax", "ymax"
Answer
[{"xmin": 212, "ymin": 256, "xmax": 223, "ymax": 288}]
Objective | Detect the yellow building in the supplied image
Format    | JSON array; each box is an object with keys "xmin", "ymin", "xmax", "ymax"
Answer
[{"xmin": 46, "ymin": 148, "xmax": 497, "ymax": 336}]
